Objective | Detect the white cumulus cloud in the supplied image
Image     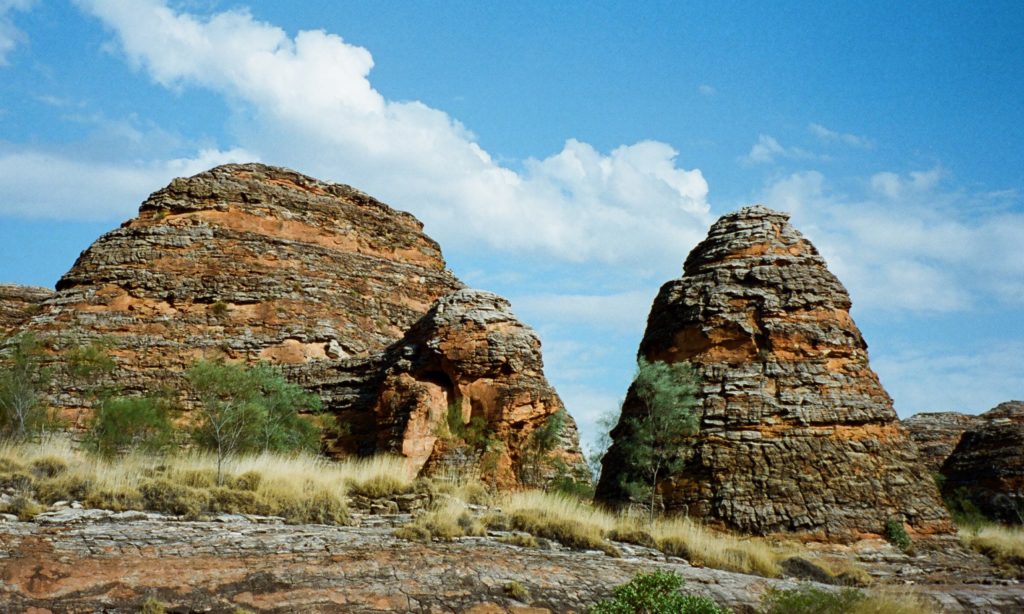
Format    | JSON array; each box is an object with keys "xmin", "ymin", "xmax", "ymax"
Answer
[
  {"xmin": 73, "ymin": 0, "xmax": 711, "ymax": 267},
  {"xmin": 0, "ymin": 147, "xmax": 255, "ymax": 219}
]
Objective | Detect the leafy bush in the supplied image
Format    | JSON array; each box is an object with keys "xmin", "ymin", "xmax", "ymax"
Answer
[
  {"xmin": 590, "ymin": 570, "xmax": 728, "ymax": 614},
  {"xmin": 85, "ymin": 394, "xmax": 177, "ymax": 457},
  {"xmin": 884, "ymin": 518, "xmax": 912, "ymax": 551},
  {"xmin": 186, "ymin": 360, "xmax": 322, "ymax": 482}
]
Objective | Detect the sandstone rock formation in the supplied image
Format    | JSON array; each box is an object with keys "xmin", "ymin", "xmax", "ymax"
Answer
[
  {"xmin": 370, "ymin": 290, "xmax": 588, "ymax": 486},
  {"xmin": 20, "ymin": 163, "xmax": 460, "ymax": 409},
  {"xmin": 903, "ymin": 412, "xmax": 980, "ymax": 473},
  {"xmin": 0, "ymin": 284, "xmax": 52, "ymax": 337},
  {"xmin": 941, "ymin": 401, "xmax": 1024, "ymax": 523},
  {"xmin": 8, "ymin": 164, "xmax": 586, "ymax": 487},
  {"xmin": 595, "ymin": 205, "xmax": 952, "ymax": 538}
]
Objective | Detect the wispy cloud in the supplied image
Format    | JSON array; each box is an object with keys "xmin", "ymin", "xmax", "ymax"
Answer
[
  {"xmin": 697, "ymin": 84, "xmax": 716, "ymax": 97},
  {"xmin": 742, "ymin": 134, "xmax": 819, "ymax": 165},
  {"xmin": 0, "ymin": 0, "xmax": 36, "ymax": 65},
  {"xmin": 761, "ymin": 168, "xmax": 1024, "ymax": 313},
  {"xmin": 68, "ymin": 0, "xmax": 713, "ymax": 269},
  {"xmin": 808, "ymin": 122, "xmax": 873, "ymax": 148}
]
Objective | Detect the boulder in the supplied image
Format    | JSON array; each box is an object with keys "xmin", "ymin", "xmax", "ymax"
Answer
[{"xmin": 595, "ymin": 205, "xmax": 951, "ymax": 538}]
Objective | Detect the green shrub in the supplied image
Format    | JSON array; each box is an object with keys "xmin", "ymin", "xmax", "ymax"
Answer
[
  {"xmin": 187, "ymin": 360, "xmax": 322, "ymax": 483},
  {"xmin": 138, "ymin": 596, "xmax": 166, "ymax": 614},
  {"xmin": 617, "ymin": 359, "xmax": 700, "ymax": 517},
  {"xmin": 761, "ymin": 584, "xmax": 865, "ymax": 614},
  {"xmin": 85, "ymin": 395, "xmax": 177, "ymax": 457},
  {"xmin": 590, "ymin": 570, "xmax": 728, "ymax": 614},
  {"xmin": 884, "ymin": 518, "xmax": 912, "ymax": 551}
]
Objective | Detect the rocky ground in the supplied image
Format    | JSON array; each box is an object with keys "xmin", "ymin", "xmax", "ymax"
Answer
[{"xmin": 1, "ymin": 509, "xmax": 1021, "ymax": 614}]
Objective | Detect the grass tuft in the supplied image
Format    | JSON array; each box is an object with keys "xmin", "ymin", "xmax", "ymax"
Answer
[{"xmin": 960, "ymin": 524, "xmax": 1024, "ymax": 573}]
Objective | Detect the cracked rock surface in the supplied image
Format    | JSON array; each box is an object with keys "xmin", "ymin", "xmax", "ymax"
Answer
[
  {"xmin": 7, "ymin": 164, "xmax": 585, "ymax": 486},
  {"xmin": 596, "ymin": 206, "xmax": 951, "ymax": 539},
  {"xmin": 1, "ymin": 512, "xmax": 1021, "ymax": 613}
]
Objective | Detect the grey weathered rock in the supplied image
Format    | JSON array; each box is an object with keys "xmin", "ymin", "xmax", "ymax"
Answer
[
  {"xmin": 903, "ymin": 411, "xmax": 980, "ymax": 473},
  {"xmin": 942, "ymin": 401, "xmax": 1024, "ymax": 523},
  {"xmin": 0, "ymin": 284, "xmax": 52, "ymax": 337},
  {"xmin": 596, "ymin": 205, "xmax": 952, "ymax": 539}
]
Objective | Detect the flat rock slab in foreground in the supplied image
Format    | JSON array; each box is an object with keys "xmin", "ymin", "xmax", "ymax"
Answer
[{"xmin": 1, "ymin": 515, "xmax": 1021, "ymax": 613}]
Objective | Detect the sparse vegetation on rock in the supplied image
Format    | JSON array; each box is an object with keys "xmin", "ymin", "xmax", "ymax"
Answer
[{"xmin": 590, "ymin": 570, "xmax": 728, "ymax": 614}]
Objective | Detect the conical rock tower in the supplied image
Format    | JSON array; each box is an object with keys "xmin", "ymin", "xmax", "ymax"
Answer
[{"xmin": 595, "ymin": 206, "xmax": 952, "ymax": 538}]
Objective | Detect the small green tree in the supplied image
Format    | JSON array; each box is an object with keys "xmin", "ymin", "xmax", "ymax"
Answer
[
  {"xmin": 0, "ymin": 332, "xmax": 55, "ymax": 440},
  {"xmin": 85, "ymin": 394, "xmax": 177, "ymax": 457},
  {"xmin": 518, "ymin": 408, "xmax": 567, "ymax": 487},
  {"xmin": 618, "ymin": 358, "xmax": 700, "ymax": 519},
  {"xmin": 64, "ymin": 337, "xmax": 117, "ymax": 400},
  {"xmin": 187, "ymin": 360, "xmax": 322, "ymax": 483},
  {"xmin": 590, "ymin": 570, "xmax": 727, "ymax": 614}
]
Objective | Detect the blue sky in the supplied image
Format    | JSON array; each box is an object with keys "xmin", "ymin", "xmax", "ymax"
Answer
[{"xmin": 1, "ymin": 1, "xmax": 1022, "ymax": 450}]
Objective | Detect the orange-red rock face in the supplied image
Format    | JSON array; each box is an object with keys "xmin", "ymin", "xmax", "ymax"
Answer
[
  {"xmin": 9, "ymin": 164, "xmax": 587, "ymax": 487},
  {"xmin": 596, "ymin": 206, "xmax": 951, "ymax": 538},
  {"xmin": 18, "ymin": 164, "xmax": 461, "ymax": 421},
  {"xmin": 371, "ymin": 290, "xmax": 588, "ymax": 486}
]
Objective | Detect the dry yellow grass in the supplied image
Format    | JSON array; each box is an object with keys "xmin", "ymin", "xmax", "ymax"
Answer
[
  {"xmin": 497, "ymin": 490, "xmax": 784, "ymax": 575},
  {"xmin": 960, "ymin": 524, "xmax": 1024, "ymax": 569},
  {"xmin": 395, "ymin": 496, "xmax": 486, "ymax": 542},
  {"xmin": 850, "ymin": 588, "xmax": 938, "ymax": 614},
  {"xmin": 0, "ymin": 437, "xmax": 413, "ymax": 524}
]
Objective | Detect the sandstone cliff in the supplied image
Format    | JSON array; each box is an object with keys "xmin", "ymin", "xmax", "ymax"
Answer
[
  {"xmin": 941, "ymin": 401, "xmax": 1024, "ymax": 523},
  {"xmin": 595, "ymin": 206, "xmax": 951, "ymax": 538},
  {"xmin": 903, "ymin": 412, "xmax": 980, "ymax": 473},
  {"xmin": 0, "ymin": 284, "xmax": 52, "ymax": 337},
  {"xmin": 10, "ymin": 164, "xmax": 586, "ymax": 487}
]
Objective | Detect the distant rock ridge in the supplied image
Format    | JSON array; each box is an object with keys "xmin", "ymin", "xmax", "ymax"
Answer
[
  {"xmin": 940, "ymin": 401, "xmax": 1024, "ymax": 523},
  {"xmin": 596, "ymin": 205, "xmax": 952, "ymax": 538},
  {"xmin": 9, "ymin": 163, "xmax": 586, "ymax": 487},
  {"xmin": 903, "ymin": 411, "xmax": 981, "ymax": 473},
  {"xmin": 0, "ymin": 284, "xmax": 53, "ymax": 337}
]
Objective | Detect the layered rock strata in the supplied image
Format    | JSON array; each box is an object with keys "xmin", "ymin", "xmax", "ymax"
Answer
[
  {"xmin": 369, "ymin": 290, "xmax": 588, "ymax": 485},
  {"xmin": 903, "ymin": 412, "xmax": 980, "ymax": 474},
  {"xmin": 0, "ymin": 284, "xmax": 52, "ymax": 337},
  {"xmin": 596, "ymin": 205, "xmax": 951, "ymax": 538},
  {"xmin": 20, "ymin": 163, "xmax": 461, "ymax": 409},
  {"xmin": 941, "ymin": 401, "xmax": 1024, "ymax": 523},
  {"xmin": 9, "ymin": 164, "xmax": 586, "ymax": 487}
]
